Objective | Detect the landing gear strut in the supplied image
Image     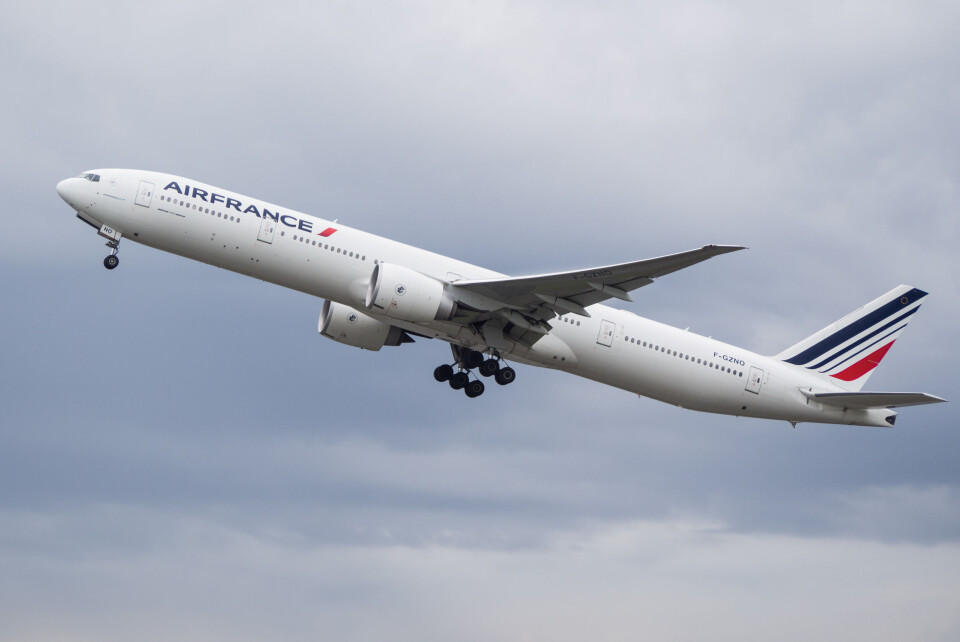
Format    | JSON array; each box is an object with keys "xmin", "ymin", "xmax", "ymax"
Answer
[
  {"xmin": 101, "ymin": 229, "xmax": 121, "ymax": 270},
  {"xmin": 433, "ymin": 346, "xmax": 516, "ymax": 399}
]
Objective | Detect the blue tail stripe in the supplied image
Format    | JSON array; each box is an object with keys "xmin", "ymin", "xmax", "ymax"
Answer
[
  {"xmin": 815, "ymin": 323, "xmax": 906, "ymax": 373},
  {"xmin": 784, "ymin": 287, "xmax": 927, "ymax": 366},
  {"xmin": 807, "ymin": 308, "xmax": 918, "ymax": 370}
]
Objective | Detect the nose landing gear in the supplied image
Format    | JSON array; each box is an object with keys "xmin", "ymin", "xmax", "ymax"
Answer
[
  {"xmin": 103, "ymin": 242, "xmax": 119, "ymax": 270},
  {"xmin": 98, "ymin": 225, "xmax": 122, "ymax": 270}
]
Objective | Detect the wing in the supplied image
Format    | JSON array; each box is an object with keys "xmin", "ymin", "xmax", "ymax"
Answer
[
  {"xmin": 451, "ymin": 244, "xmax": 745, "ymax": 314},
  {"xmin": 445, "ymin": 245, "xmax": 745, "ymax": 341},
  {"xmin": 802, "ymin": 391, "xmax": 947, "ymax": 409}
]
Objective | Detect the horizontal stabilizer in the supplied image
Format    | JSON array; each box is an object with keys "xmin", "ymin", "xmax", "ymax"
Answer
[{"xmin": 802, "ymin": 390, "xmax": 947, "ymax": 409}]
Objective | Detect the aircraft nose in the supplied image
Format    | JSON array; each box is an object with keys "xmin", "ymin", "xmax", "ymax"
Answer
[{"xmin": 56, "ymin": 178, "xmax": 79, "ymax": 206}]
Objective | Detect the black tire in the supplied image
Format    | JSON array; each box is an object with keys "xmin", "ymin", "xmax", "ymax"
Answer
[
  {"xmin": 450, "ymin": 372, "xmax": 469, "ymax": 390},
  {"xmin": 465, "ymin": 379, "xmax": 485, "ymax": 398},
  {"xmin": 103, "ymin": 255, "xmax": 119, "ymax": 270},
  {"xmin": 434, "ymin": 364, "xmax": 454, "ymax": 382},
  {"xmin": 478, "ymin": 359, "xmax": 499, "ymax": 377},
  {"xmin": 495, "ymin": 366, "xmax": 516, "ymax": 386}
]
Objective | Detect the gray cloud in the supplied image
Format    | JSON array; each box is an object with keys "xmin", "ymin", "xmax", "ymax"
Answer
[{"xmin": 2, "ymin": 1, "xmax": 959, "ymax": 640}]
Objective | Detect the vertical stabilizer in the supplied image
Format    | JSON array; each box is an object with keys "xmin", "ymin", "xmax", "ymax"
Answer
[{"xmin": 776, "ymin": 285, "xmax": 927, "ymax": 391}]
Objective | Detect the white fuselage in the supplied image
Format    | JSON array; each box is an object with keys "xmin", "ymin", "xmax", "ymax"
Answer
[{"xmin": 57, "ymin": 169, "xmax": 896, "ymax": 427}]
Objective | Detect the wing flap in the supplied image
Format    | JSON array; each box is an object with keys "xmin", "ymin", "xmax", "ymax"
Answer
[{"xmin": 803, "ymin": 390, "xmax": 947, "ymax": 409}]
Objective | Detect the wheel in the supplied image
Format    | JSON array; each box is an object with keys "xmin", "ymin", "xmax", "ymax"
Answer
[
  {"xmin": 495, "ymin": 366, "xmax": 516, "ymax": 385},
  {"xmin": 478, "ymin": 358, "xmax": 499, "ymax": 377},
  {"xmin": 103, "ymin": 255, "xmax": 119, "ymax": 270},
  {"xmin": 434, "ymin": 364, "xmax": 454, "ymax": 382},
  {"xmin": 465, "ymin": 379, "xmax": 485, "ymax": 398},
  {"xmin": 449, "ymin": 372, "xmax": 469, "ymax": 390}
]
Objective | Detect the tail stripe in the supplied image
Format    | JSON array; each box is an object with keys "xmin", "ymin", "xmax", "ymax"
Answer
[
  {"xmin": 783, "ymin": 287, "xmax": 926, "ymax": 366},
  {"xmin": 829, "ymin": 341, "xmax": 896, "ymax": 382},
  {"xmin": 816, "ymin": 323, "xmax": 905, "ymax": 373},
  {"xmin": 807, "ymin": 308, "xmax": 917, "ymax": 370}
]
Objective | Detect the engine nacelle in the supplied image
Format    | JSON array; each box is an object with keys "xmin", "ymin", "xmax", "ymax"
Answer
[
  {"xmin": 319, "ymin": 300, "xmax": 409, "ymax": 351},
  {"xmin": 365, "ymin": 263, "xmax": 457, "ymax": 323}
]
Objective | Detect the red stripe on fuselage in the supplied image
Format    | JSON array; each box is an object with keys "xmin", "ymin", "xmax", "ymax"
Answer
[{"xmin": 830, "ymin": 341, "xmax": 895, "ymax": 382}]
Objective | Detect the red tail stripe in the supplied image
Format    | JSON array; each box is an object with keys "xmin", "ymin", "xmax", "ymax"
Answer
[{"xmin": 830, "ymin": 341, "xmax": 895, "ymax": 382}]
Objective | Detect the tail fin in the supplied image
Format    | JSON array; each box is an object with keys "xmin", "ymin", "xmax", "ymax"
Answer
[{"xmin": 776, "ymin": 285, "xmax": 928, "ymax": 391}]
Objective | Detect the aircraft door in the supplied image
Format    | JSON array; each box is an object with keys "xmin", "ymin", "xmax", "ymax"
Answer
[
  {"xmin": 135, "ymin": 180, "xmax": 155, "ymax": 207},
  {"xmin": 745, "ymin": 366, "xmax": 764, "ymax": 394},
  {"xmin": 596, "ymin": 319, "xmax": 616, "ymax": 347},
  {"xmin": 257, "ymin": 216, "xmax": 277, "ymax": 244}
]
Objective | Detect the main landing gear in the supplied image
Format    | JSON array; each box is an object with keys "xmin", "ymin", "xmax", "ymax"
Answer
[{"xmin": 433, "ymin": 346, "xmax": 516, "ymax": 399}]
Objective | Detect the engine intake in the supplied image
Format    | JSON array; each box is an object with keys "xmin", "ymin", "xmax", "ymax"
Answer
[
  {"xmin": 319, "ymin": 300, "xmax": 411, "ymax": 351},
  {"xmin": 365, "ymin": 263, "xmax": 457, "ymax": 322}
]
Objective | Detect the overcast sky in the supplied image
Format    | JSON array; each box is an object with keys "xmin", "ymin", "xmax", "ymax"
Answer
[{"xmin": 1, "ymin": 1, "xmax": 958, "ymax": 640}]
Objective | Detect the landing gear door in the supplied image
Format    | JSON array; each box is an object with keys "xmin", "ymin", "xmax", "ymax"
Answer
[
  {"xmin": 745, "ymin": 366, "xmax": 764, "ymax": 394},
  {"xmin": 135, "ymin": 180, "xmax": 155, "ymax": 207},
  {"xmin": 596, "ymin": 319, "xmax": 616, "ymax": 347},
  {"xmin": 257, "ymin": 216, "xmax": 277, "ymax": 244}
]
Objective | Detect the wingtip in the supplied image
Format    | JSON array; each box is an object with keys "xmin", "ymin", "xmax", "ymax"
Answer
[{"xmin": 705, "ymin": 244, "xmax": 748, "ymax": 253}]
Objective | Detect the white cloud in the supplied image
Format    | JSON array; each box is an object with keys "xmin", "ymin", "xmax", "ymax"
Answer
[{"xmin": 3, "ymin": 509, "xmax": 959, "ymax": 641}]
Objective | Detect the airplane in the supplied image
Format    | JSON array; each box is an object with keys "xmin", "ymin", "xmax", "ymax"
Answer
[{"xmin": 56, "ymin": 169, "xmax": 946, "ymax": 427}]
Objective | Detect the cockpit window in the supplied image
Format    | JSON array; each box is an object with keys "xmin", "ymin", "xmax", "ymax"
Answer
[{"xmin": 78, "ymin": 172, "xmax": 101, "ymax": 182}]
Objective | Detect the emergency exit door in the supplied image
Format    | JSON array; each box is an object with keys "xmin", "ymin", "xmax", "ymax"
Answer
[
  {"xmin": 597, "ymin": 319, "xmax": 616, "ymax": 347},
  {"xmin": 257, "ymin": 216, "xmax": 277, "ymax": 243},
  {"xmin": 135, "ymin": 180, "xmax": 154, "ymax": 207}
]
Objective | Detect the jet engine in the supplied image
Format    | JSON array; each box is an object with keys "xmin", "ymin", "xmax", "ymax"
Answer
[
  {"xmin": 365, "ymin": 263, "xmax": 457, "ymax": 323},
  {"xmin": 319, "ymin": 300, "xmax": 412, "ymax": 351}
]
